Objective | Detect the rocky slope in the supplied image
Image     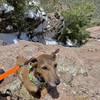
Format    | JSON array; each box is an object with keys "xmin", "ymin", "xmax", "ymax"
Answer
[{"xmin": 0, "ymin": 40, "xmax": 100, "ymax": 100}]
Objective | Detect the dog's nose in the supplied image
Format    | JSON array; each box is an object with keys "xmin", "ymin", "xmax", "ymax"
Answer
[{"xmin": 55, "ymin": 79, "xmax": 60, "ymax": 85}]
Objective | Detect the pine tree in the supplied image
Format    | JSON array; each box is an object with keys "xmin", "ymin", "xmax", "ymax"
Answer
[
  {"xmin": 7, "ymin": 0, "xmax": 27, "ymax": 37},
  {"xmin": 0, "ymin": 0, "xmax": 44, "ymax": 39},
  {"xmin": 54, "ymin": 1, "xmax": 95, "ymax": 46}
]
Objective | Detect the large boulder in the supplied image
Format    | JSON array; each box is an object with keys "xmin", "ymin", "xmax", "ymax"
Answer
[
  {"xmin": 86, "ymin": 26, "xmax": 100, "ymax": 39},
  {"xmin": 0, "ymin": 40, "xmax": 100, "ymax": 100}
]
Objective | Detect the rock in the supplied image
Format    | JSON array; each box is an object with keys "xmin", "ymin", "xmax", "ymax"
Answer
[
  {"xmin": 0, "ymin": 40, "xmax": 7, "ymax": 46},
  {"xmin": 0, "ymin": 40, "xmax": 100, "ymax": 99},
  {"xmin": 86, "ymin": 26, "xmax": 100, "ymax": 39}
]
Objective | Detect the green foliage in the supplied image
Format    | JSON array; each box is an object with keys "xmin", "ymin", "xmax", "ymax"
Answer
[
  {"xmin": 55, "ymin": 1, "xmax": 95, "ymax": 46},
  {"xmin": 0, "ymin": 0, "xmax": 6, "ymax": 4},
  {"xmin": 40, "ymin": 0, "xmax": 59, "ymax": 13},
  {"xmin": 93, "ymin": 0, "xmax": 100, "ymax": 19},
  {"xmin": 7, "ymin": 0, "xmax": 29, "ymax": 32},
  {"xmin": 65, "ymin": 0, "xmax": 100, "ymax": 25},
  {"xmin": 0, "ymin": 0, "xmax": 42, "ymax": 33}
]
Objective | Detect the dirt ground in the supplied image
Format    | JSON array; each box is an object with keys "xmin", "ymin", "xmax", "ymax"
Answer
[{"xmin": 0, "ymin": 35, "xmax": 100, "ymax": 100}]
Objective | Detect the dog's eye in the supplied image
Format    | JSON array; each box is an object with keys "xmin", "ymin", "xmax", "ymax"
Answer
[
  {"xmin": 54, "ymin": 63, "xmax": 57, "ymax": 68},
  {"xmin": 42, "ymin": 66, "xmax": 48, "ymax": 70}
]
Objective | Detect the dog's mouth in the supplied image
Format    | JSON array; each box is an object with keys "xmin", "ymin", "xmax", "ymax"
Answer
[
  {"xmin": 35, "ymin": 72, "xmax": 60, "ymax": 87},
  {"xmin": 36, "ymin": 76, "xmax": 60, "ymax": 87},
  {"xmin": 48, "ymin": 78, "xmax": 60, "ymax": 87},
  {"xmin": 36, "ymin": 76, "xmax": 45, "ymax": 83},
  {"xmin": 35, "ymin": 76, "xmax": 56, "ymax": 87},
  {"xmin": 48, "ymin": 82, "xmax": 57, "ymax": 87}
]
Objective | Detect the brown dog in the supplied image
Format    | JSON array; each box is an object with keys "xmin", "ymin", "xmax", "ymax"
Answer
[{"xmin": 16, "ymin": 49, "xmax": 60, "ymax": 98}]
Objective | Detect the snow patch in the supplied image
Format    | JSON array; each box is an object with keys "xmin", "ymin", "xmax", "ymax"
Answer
[
  {"xmin": 45, "ymin": 37, "xmax": 58, "ymax": 45},
  {"xmin": 0, "ymin": 3, "xmax": 14, "ymax": 13}
]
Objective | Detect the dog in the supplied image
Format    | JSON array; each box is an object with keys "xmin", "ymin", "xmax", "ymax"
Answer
[{"xmin": 16, "ymin": 49, "xmax": 60, "ymax": 99}]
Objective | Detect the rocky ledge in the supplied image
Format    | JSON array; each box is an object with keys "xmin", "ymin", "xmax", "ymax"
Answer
[{"xmin": 0, "ymin": 40, "xmax": 100, "ymax": 100}]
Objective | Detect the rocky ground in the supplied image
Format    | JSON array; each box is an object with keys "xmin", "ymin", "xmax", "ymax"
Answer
[{"xmin": 0, "ymin": 32, "xmax": 100, "ymax": 100}]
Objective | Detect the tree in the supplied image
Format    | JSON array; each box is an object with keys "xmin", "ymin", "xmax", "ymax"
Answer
[
  {"xmin": 0, "ymin": 0, "xmax": 45, "ymax": 40},
  {"xmin": 54, "ymin": 1, "xmax": 95, "ymax": 46},
  {"xmin": 0, "ymin": 0, "xmax": 26, "ymax": 33},
  {"xmin": 7, "ymin": 0, "xmax": 27, "ymax": 37},
  {"xmin": 40, "ymin": 0, "xmax": 68, "ymax": 13}
]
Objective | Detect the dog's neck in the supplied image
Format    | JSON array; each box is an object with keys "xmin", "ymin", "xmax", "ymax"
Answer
[
  {"xmin": 27, "ymin": 65, "xmax": 46, "ymax": 88},
  {"xmin": 28, "ymin": 71, "xmax": 46, "ymax": 89},
  {"xmin": 19, "ymin": 64, "xmax": 46, "ymax": 88}
]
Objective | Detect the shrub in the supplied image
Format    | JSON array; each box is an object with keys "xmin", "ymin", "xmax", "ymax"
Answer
[{"xmin": 54, "ymin": 1, "xmax": 95, "ymax": 46}]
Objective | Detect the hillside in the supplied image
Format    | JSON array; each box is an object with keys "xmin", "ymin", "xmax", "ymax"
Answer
[
  {"xmin": 0, "ymin": 0, "xmax": 100, "ymax": 99},
  {"xmin": 67, "ymin": 0, "xmax": 100, "ymax": 22}
]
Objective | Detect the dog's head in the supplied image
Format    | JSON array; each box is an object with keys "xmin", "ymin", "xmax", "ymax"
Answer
[{"xmin": 19, "ymin": 49, "xmax": 60, "ymax": 87}]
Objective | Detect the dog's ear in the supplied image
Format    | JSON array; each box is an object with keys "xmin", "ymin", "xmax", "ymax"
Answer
[
  {"xmin": 24, "ymin": 57, "xmax": 38, "ymax": 68},
  {"xmin": 16, "ymin": 56, "xmax": 28, "ymax": 66},
  {"xmin": 51, "ymin": 49, "xmax": 60, "ymax": 59}
]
